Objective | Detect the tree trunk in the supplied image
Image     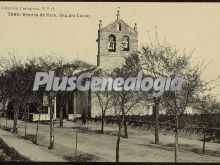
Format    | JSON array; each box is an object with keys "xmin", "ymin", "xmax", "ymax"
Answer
[
  {"xmin": 174, "ymin": 115, "xmax": 179, "ymax": 163},
  {"xmin": 74, "ymin": 91, "xmax": 78, "ymax": 156},
  {"xmin": 0, "ymin": 100, "xmax": 6, "ymax": 128},
  {"xmin": 3, "ymin": 100, "xmax": 7, "ymax": 127},
  {"xmin": 24, "ymin": 108, "xmax": 27, "ymax": 139},
  {"xmin": 0, "ymin": 113, "xmax": 1, "ymax": 128},
  {"xmin": 5, "ymin": 116, "xmax": 7, "ymax": 127},
  {"xmin": 116, "ymin": 120, "xmax": 122, "ymax": 162},
  {"xmin": 13, "ymin": 103, "xmax": 19, "ymax": 133},
  {"xmin": 101, "ymin": 114, "xmax": 104, "ymax": 134},
  {"xmin": 59, "ymin": 106, "xmax": 63, "ymax": 127},
  {"xmin": 34, "ymin": 113, "xmax": 41, "ymax": 144},
  {"xmin": 75, "ymin": 121, "xmax": 78, "ymax": 156},
  {"xmin": 2, "ymin": 100, "xmax": 6, "ymax": 117},
  {"xmin": 123, "ymin": 119, "xmax": 128, "ymax": 138},
  {"xmin": 153, "ymin": 97, "xmax": 160, "ymax": 144},
  {"xmin": 202, "ymin": 130, "xmax": 206, "ymax": 154},
  {"xmin": 121, "ymin": 106, "xmax": 128, "ymax": 138},
  {"xmin": 49, "ymin": 100, "xmax": 54, "ymax": 149},
  {"xmin": 28, "ymin": 108, "xmax": 29, "ymax": 123}
]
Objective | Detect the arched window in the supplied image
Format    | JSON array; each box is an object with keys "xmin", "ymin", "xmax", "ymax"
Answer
[
  {"xmin": 122, "ymin": 35, "xmax": 129, "ymax": 51},
  {"xmin": 117, "ymin": 22, "xmax": 121, "ymax": 31},
  {"xmin": 108, "ymin": 34, "xmax": 116, "ymax": 52}
]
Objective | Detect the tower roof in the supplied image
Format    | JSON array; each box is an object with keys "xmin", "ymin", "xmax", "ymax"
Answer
[
  {"xmin": 100, "ymin": 19, "xmax": 137, "ymax": 33},
  {"xmin": 99, "ymin": 7, "xmax": 137, "ymax": 33}
]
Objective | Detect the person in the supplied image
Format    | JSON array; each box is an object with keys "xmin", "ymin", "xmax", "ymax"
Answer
[{"xmin": 81, "ymin": 110, "xmax": 86, "ymax": 125}]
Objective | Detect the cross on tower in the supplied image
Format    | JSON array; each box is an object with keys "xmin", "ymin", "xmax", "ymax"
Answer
[{"xmin": 117, "ymin": 6, "xmax": 120, "ymax": 20}]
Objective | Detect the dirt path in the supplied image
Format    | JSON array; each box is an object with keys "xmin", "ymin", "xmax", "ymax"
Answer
[
  {"xmin": 0, "ymin": 128, "xmax": 66, "ymax": 162},
  {"xmin": 1, "ymin": 118, "xmax": 220, "ymax": 162}
]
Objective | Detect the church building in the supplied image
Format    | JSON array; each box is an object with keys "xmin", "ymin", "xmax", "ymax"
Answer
[
  {"xmin": 4, "ymin": 8, "xmax": 152, "ymax": 122},
  {"xmin": 91, "ymin": 8, "xmax": 152, "ymax": 117},
  {"xmin": 53, "ymin": 8, "xmax": 153, "ymax": 120},
  {"xmin": 55, "ymin": 8, "xmax": 152, "ymax": 120},
  {"xmin": 97, "ymin": 8, "xmax": 138, "ymax": 70}
]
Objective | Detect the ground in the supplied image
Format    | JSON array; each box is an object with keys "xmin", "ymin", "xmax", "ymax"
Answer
[{"xmin": 0, "ymin": 117, "xmax": 219, "ymax": 162}]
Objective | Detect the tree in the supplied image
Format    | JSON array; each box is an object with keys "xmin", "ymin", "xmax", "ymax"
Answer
[
  {"xmin": 0, "ymin": 71, "xmax": 10, "ymax": 128},
  {"xmin": 140, "ymin": 30, "xmax": 177, "ymax": 144},
  {"xmin": 93, "ymin": 68, "xmax": 113, "ymax": 134},
  {"xmin": 37, "ymin": 56, "xmax": 62, "ymax": 149},
  {"xmin": 159, "ymin": 50, "xmax": 210, "ymax": 162},
  {"xmin": 33, "ymin": 81, "xmax": 45, "ymax": 144},
  {"xmin": 0, "ymin": 55, "xmax": 20, "ymax": 132},
  {"xmin": 196, "ymin": 95, "xmax": 218, "ymax": 154},
  {"xmin": 111, "ymin": 53, "xmax": 144, "ymax": 162},
  {"xmin": 22, "ymin": 60, "xmax": 42, "ymax": 139},
  {"xmin": 33, "ymin": 57, "xmax": 91, "ymax": 149},
  {"xmin": 139, "ymin": 30, "xmax": 219, "ymax": 162},
  {"xmin": 22, "ymin": 57, "xmax": 47, "ymax": 144},
  {"xmin": 96, "ymin": 91, "xmax": 112, "ymax": 134},
  {"xmin": 26, "ymin": 56, "xmax": 62, "ymax": 149},
  {"xmin": 2, "ymin": 55, "xmax": 35, "ymax": 133},
  {"xmin": 33, "ymin": 98, "xmax": 44, "ymax": 144}
]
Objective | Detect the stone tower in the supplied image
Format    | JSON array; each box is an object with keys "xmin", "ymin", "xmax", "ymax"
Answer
[{"xmin": 96, "ymin": 7, "xmax": 138, "ymax": 70}]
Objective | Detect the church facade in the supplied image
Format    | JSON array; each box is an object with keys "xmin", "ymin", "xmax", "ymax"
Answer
[
  {"xmin": 91, "ymin": 9, "xmax": 153, "ymax": 117},
  {"xmin": 97, "ymin": 9, "xmax": 138, "ymax": 70}
]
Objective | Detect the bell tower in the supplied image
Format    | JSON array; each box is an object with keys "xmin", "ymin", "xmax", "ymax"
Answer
[{"xmin": 97, "ymin": 7, "xmax": 138, "ymax": 70}]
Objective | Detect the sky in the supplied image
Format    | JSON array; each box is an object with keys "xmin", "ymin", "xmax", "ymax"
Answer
[{"xmin": 0, "ymin": 2, "xmax": 220, "ymax": 100}]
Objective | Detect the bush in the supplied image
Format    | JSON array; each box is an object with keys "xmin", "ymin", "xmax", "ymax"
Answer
[{"xmin": 64, "ymin": 153, "xmax": 99, "ymax": 162}]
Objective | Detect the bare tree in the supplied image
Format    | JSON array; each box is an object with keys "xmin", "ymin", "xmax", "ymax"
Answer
[
  {"xmin": 33, "ymin": 101, "xmax": 44, "ymax": 144},
  {"xmin": 139, "ymin": 29, "xmax": 219, "ymax": 162},
  {"xmin": 111, "ymin": 53, "xmax": 144, "ymax": 162},
  {"xmin": 140, "ymin": 29, "xmax": 176, "ymax": 144},
  {"xmin": 0, "ymin": 71, "xmax": 9, "ymax": 128},
  {"xmin": 47, "ymin": 93, "xmax": 56, "ymax": 149},
  {"xmin": 33, "ymin": 56, "xmax": 62, "ymax": 149},
  {"xmin": 96, "ymin": 91, "xmax": 113, "ymax": 134},
  {"xmin": 94, "ymin": 69, "xmax": 113, "ymax": 134},
  {"xmin": 2, "ymin": 55, "xmax": 35, "ymax": 134},
  {"xmin": 160, "ymin": 51, "xmax": 213, "ymax": 162},
  {"xmin": 112, "ymin": 89, "xmax": 143, "ymax": 162},
  {"xmin": 196, "ymin": 95, "xmax": 218, "ymax": 154},
  {"xmin": 141, "ymin": 29, "xmax": 220, "ymax": 154}
]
